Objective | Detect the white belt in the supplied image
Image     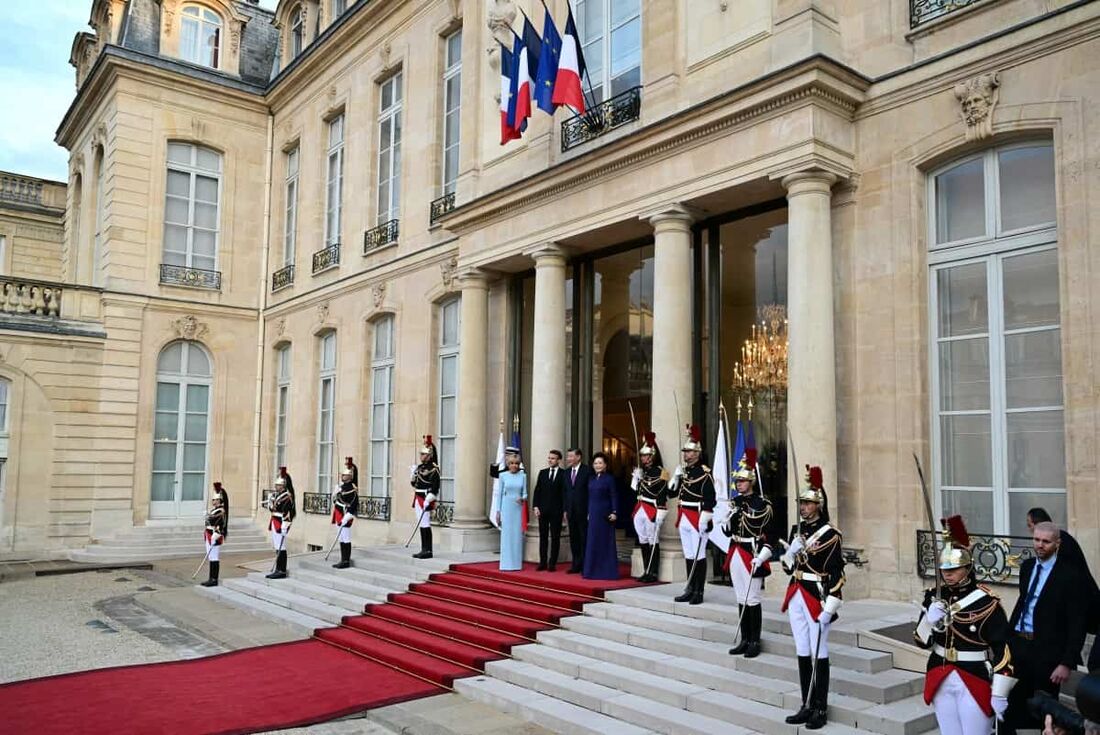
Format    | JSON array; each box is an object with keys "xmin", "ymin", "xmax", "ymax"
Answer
[
  {"xmin": 272, "ymin": 512, "xmax": 285, "ymax": 519},
  {"xmin": 734, "ymin": 536, "xmax": 756, "ymax": 544},
  {"xmin": 933, "ymin": 644, "xmax": 987, "ymax": 663},
  {"xmin": 638, "ymin": 496, "xmax": 657, "ymax": 505},
  {"xmin": 794, "ymin": 571, "xmax": 822, "ymax": 582},
  {"xmin": 680, "ymin": 501, "xmax": 701, "ymax": 509}
]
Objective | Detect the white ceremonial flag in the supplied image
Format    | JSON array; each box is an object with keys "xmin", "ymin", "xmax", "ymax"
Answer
[
  {"xmin": 708, "ymin": 411, "xmax": 731, "ymax": 554},
  {"xmin": 488, "ymin": 430, "xmax": 504, "ymax": 528}
]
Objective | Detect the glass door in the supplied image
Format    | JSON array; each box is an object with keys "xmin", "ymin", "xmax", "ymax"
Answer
[{"xmin": 151, "ymin": 341, "xmax": 211, "ymax": 519}]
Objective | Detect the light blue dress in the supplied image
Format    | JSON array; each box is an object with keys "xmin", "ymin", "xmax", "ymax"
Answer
[{"xmin": 494, "ymin": 470, "xmax": 528, "ymax": 571}]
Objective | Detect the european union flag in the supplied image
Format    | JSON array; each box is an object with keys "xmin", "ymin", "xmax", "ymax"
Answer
[{"xmin": 534, "ymin": 8, "xmax": 562, "ymax": 114}]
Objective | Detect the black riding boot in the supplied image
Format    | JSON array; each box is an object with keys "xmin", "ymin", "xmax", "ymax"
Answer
[
  {"xmin": 728, "ymin": 605, "xmax": 749, "ymax": 655},
  {"xmin": 333, "ymin": 542, "xmax": 351, "ymax": 569},
  {"xmin": 674, "ymin": 559, "xmax": 694, "ymax": 602},
  {"xmin": 785, "ymin": 655, "xmax": 814, "ymax": 724},
  {"xmin": 636, "ymin": 544, "xmax": 651, "ymax": 581},
  {"xmin": 644, "ymin": 543, "xmax": 660, "ymax": 582},
  {"xmin": 805, "ymin": 658, "xmax": 830, "ymax": 729},
  {"xmin": 201, "ymin": 560, "xmax": 219, "ymax": 587},
  {"xmin": 689, "ymin": 558, "xmax": 706, "ymax": 605},
  {"xmin": 744, "ymin": 605, "xmax": 763, "ymax": 658},
  {"xmin": 413, "ymin": 527, "xmax": 433, "ymax": 559}
]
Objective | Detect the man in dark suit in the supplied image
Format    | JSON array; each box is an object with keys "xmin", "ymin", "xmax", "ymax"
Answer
[
  {"xmin": 563, "ymin": 448, "xmax": 591, "ymax": 574},
  {"xmin": 532, "ymin": 449, "xmax": 567, "ymax": 571},
  {"xmin": 1004, "ymin": 521, "xmax": 1087, "ymax": 735}
]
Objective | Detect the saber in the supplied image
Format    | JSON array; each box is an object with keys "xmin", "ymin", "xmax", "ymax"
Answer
[
  {"xmin": 806, "ymin": 607, "xmax": 826, "ymax": 710},
  {"xmin": 405, "ymin": 505, "xmax": 429, "ymax": 547},
  {"xmin": 323, "ymin": 524, "xmax": 342, "ymax": 561},
  {"xmin": 728, "ymin": 564, "xmax": 755, "ymax": 646},
  {"xmin": 786, "ymin": 427, "xmax": 803, "ymax": 542},
  {"xmin": 913, "ymin": 452, "xmax": 942, "ymax": 602},
  {"xmin": 191, "ymin": 544, "xmax": 213, "ymax": 580},
  {"xmin": 673, "ymin": 391, "xmax": 683, "ymax": 438},
  {"xmin": 627, "ymin": 400, "xmax": 641, "ymax": 456},
  {"xmin": 269, "ymin": 523, "xmax": 290, "ymax": 574}
]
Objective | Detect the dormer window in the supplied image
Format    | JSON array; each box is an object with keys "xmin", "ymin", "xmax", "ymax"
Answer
[
  {"xmin": 180, "ymin": 5, "xmax": 222, "ymax": 69},
  {"xmin": 290, "ymin": 6, "xmax": 305, "ymax": 58}
]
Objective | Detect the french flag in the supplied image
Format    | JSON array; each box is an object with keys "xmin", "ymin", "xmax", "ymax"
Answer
[
  {"xmin": 552, "ymin": 4, "xmax": 586, "ymax": 112},
  {"xmin": 506, "ymin": 35, "xmax": 530, "ymax": 138},
  {"xmin": 499, "ymin": 43, "xmax": 521, "ymax": 144},
  {"xmin": 512, "ymin": 17, "xmax": 540, "ymax": 129}
]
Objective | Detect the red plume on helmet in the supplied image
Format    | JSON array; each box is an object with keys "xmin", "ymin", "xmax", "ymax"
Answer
[
  {"xmin": 213, "ymin": 481, "xmax": 222, "ymax": 490},
  {"xmin": 943, "ymin": 515, "xmax": 971, "ymax": 549},
  {"xmin": 278, "ymin": 466, "xmax": 288, "ymax": 478},
  {"xmin": 644, "ymin": 431, "xmax": 656, "ymax": 446},
  {"xmin": 745, "ymin": 447, "xmax": 758, "ymax": 470}
]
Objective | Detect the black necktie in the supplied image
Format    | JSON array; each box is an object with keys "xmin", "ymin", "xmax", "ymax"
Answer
[
  {"xmin": 550, "ymin": 469, "xmax": 556, "ymax": 482},
  {"xmin": 1019, "ymin": 562, "xmax": 1044, "ymax": 630}
]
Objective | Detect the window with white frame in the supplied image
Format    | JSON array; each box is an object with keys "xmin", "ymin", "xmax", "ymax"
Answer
[
  {"xmin": 93, "ymin": 146, "xmax": 104, "ymax": 286},
  {"xmin": 274, "ymin": 345, "xmax": 291, "ymax": 472},
  {"xmin": 441, "ymin": 30, "xmax": 462, "ymax": 196},
  {"xmin": 929, "ymin": 141, "xmax": 1062, "ymax": 537},
  {"xmin": 180, "ymin": 5, "xmax": 222, "ymax": 68},
  {"xmin": 369, "ymin": 316, "xmax": 395, "ymax": 497},
  {"xmin": 289, "ymin": 6, "xmax": 305, "ymax": 59},
  {"xmin": 377, "ymin": 73, "xmax": 402, "ymax": 225},
  {"xmin": 283, "ymin": 146, "xmax": 299, "ymax": 266},
  {"xmin": 572, "ymin": 0, "xmax": 640, "ymax": 103},
  {"xmin": 325, "ymin": 115, "xmax": 345, "ymax": 246},
  {"xmin": 0, "ymin": 378, "xmax": 9, "ymax": 433},
  {"xmin": 332, "ymin": 0, "xmax": 347, "ymax": 18},
  {"xmin": 163, "ymin": 142, "xmax": 221, "ymax": 272},
  {"xmin": 0, "ymin": 235, "xmax": 6, "ymax": 276},
  {"xmin": 437, "ymin": 299, "xmax": 460, "ymax": 502},
  {"xmin": 317, "ymin": 332, "xmax": 337, "ymax": 492}
]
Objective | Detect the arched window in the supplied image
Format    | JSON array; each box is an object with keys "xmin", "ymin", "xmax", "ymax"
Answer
[
  {"xmin": 151, "ymin": 341, "xmax": 212, "ymax": 518},
  {"xmin": 180, "ymin": 5, "xmax": 222, "ymax": 68},
  {"xmin": 289, "ymin": 6, "xmax": 305, "ymax": 59}
]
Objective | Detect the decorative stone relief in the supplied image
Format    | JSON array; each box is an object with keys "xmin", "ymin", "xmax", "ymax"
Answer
[
  {"xmin": 486, "ymin": 0, "xmax": 517, "ymax": 46},
  {"xmin": 372, "ymin": 283, "xmax": 386, "ymax": 308},
  {"xmin": 378, "ymin": 41, "xmax": 393, "ymax": 72},
  {"xmin": 91, "ymin": 123, "xmax": 107, "ymax": 150},
  {"xmin": 275, "ymin": 317, "xmax": 287, "ymax": 336},
  {"xmin": 954, "ymin": 72, "xmax": 1000, "ymax": 142},
  {"xmin": 163, "ymin": 8, "xmax": 175, "ymax": 36},
  {"xmin": 71, "ymin": 152, "xmax": 85, "ymax": 175},
  {"xmin": 440, "ymin": 255, "xmax": 459, "ymax": 289},
  {"xmin": 190, "ymin": 117, "xmax": 206, "ymax": 140},
  {"xmin": 317, "ymin": 302, "xmax": 330, "ymax": 323},
  {"xmin": 231, "ymin": 22, "xmax": 242, "ymax": 54},
  {"xmin": 172, "ymin": 315, "xmax": 209, "ymax": 341},
  {"xmin": 447, "ymin": 0, "xmax": 461, "ymax": 21}
]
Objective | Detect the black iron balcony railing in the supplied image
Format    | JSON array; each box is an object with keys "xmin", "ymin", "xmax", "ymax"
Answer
[
  {"xmin": 431, "ymin": 501, "xmax": 455, "ymax": 527},
  {"xmin": 312, "ymin": 242, "xmax": 340, "ymax": 273},
  {"xmin": 561, "ymin": 86, "xmax": 642, "ymax": 152},
  {"xmin": 358, "ymin": 496, "xmax": 391, "ymax": 522},
  {"xmin": 302, "ymin": 492, "xmax": 331, "ymax": 515},
  {"xmin": 917, "ymin": 529, "xmax": 1035, "ymax": 584},
  {"xmin": 159, "ymin": 263, "xmax": 222, "ymax": 290},
  {"xmin": 363, "ymin": 219, "xmax": 399, "ymax": 254},
  {"xmin": 430, "ymin": 192, "xmax": 455, "ymax": 224},
  {"xmin": 910, "ymin": 0, "xmax": 982, "ymax": 27},
  {"xmin": 271, "ymin": 264, "xmax": 294, "ymax": 291}
]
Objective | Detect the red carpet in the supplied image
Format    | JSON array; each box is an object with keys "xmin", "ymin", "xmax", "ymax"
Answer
[
  {"xmin": 0, "ymin": 639, "xmax": 443, "ymax": 735},
  {"xmin": 0, "ymin": 558, "xmax": 650, "ymax": 735}
]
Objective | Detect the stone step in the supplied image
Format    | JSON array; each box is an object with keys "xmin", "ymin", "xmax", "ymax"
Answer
[
  {"xmin": 93, "ymin": 533, "xmax": 268, "ymax": 547},
  {"xmin": 195, "ymin": 584, "xmax": 328, "ymax": 633},
  {"xmin": 245, "ymin": 572, "xmax": 376, "ymax": 611},
  {"xmin": 221, "ymin": 577, "xmax": 355, "ymax": 625},
  {"xmin": 454, "ymin": 674, "xmax": 657, "ymax": 735},
  {"xmin": 298, "ymin": 557, "xmax": 418, "ymax": 590},
  {"xmin": 68, "ymin": 543, "xmax": 272, "ymax": 564},
  {"xmin": 289, "ymin": 563, "xmax": 399, "ymax": 604}
]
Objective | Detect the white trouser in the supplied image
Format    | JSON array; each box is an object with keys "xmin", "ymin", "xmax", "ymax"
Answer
[
  {"xmin": 787, "ymin": 588, "xmax": 831, "ymax": 658},
  {"xmin": 205, "ymin": 540, "xmax": 221, "ymax": 562},
  {"xmin": 633, "ymin": 506, "xmax": 659, "ymax": 545},
  {"xmin": 337, "ymin": 524, "xmax": 352, "ymax": 543},
  {"xmin": 270, "ymin": 528, "xmax": 289, "ymax": 551},
  {"xmin": 413, "ymin": 497, "xmax": 432, "ymax": 528},
  {"xmin": 678, "ymin": 517, "xmax": 707, "ymax": 561},
  {"xmin": 729, "ymin": 547, "xmax": 763, "ymax": 606},
  {"xmin": 932, "ymin": 671, "xmax": 993, "ymax": 735}
]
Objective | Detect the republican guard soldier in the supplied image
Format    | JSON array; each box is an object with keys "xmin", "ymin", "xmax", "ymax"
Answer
[
  {"xmin": 331, "ymin": 462, "xmax": 358, "ymax": 569},
  {"xmin": 411, "ymin": 436, "xmax": 440, "ymax": 559},
  {"xmin": 266, "ymin": 467, "xmax": 296, "ymax": 579},
  {"xmin": 200, "ymin": 490, "xmax": 227, "ymax": 587},
  {"xmin": 669, "ymin": 425, "xmax": 716, "ymax": 605},
  {"xmin": 631, "ymin": 431, "xmax": 669, "ymax": 583},
  {"xmin": 723, "ymin": 448, "xmax": 776, "ymax": 658}
]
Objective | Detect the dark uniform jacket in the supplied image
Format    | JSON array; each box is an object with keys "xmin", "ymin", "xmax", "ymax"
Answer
[
  {"xmin": 782, "ymin": 517, "xmax": 845, "ymax": 614},
  {"xmin": 268, "ymin": 486, "xmax": 296, "ymax": 526},
  {"xmin": 915, "ymin": 578, "xmax": 1013, "ymax": 684},
  {"xmin": 670, "ymin": 463, "xmax": 717, "ymax": 526},
  {"xmin": 412, "ymin": 461, "xmax": 441, "ymax": 507},
  {"xmin": 205, "ymin": 506, "xmax": 227, "ymax": 543},
  {"xmin": 334, "ymin": 481, "xmax": 359, "ymax": 517},
  {"xmin": 635, "ymin": 464, "xmax": 670, "ymax": 509},
  {"xmin": 724, "ymin": 493, "xmax": 778, "ymax": 578}
]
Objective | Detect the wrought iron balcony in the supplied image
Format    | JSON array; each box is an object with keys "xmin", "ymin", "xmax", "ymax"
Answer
[
  {"xmin": 916, "ymin": 529, "xmax": 1035, "ymax": 584},
  {"xmin": 0, "ymin": 276, "xmax": 62, "ymax": 317},
  {"xmin": 911, "ymin": 0, "xmax": 982, "ymax": 27},
  {"xmin": 357, "ymin": 496, "xmax": 391, "ymax": 522},
  {"xmin": 312, "ymin": 242, "xmax": 340, "ymax": 274},
  {"xmin": 302, "ymin": 492, "xmax": 332, "ymax": 515},
  {"xmin": 561, "ymin": 86, "xmax": 642, "ymax": 152},
  {"xmin": 430, "ymin": 192, "xmax": 455, "ymax": 225},
  {"xmin": 431, "ymin": 501, "xmax": 455, "ymax": 527},
  {"xmin": 271, "ymin": 264, "xmax": 294, "ymax": 291},
  {"xmin": 159, "ymin": 263, "xmax": 221, "ymax": 290},
  {"xmin": 363, "ymin": 219, "xmax": 399, "ymax": 254}
]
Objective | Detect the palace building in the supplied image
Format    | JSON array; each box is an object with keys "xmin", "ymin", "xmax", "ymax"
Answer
[{"xmin": 1, "ymin": 0, "xmax": 1096, "ymax": 600}]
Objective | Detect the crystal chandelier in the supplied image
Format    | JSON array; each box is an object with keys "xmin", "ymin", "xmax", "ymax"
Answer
[{"xmin": 732, "ymin": 304, "xmax": 788, "ymax": 405}]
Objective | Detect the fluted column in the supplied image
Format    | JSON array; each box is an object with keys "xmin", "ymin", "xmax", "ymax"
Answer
[
  {"xmin": 526, "ymin": 244, "xmax": 568, "ymax": 463},
  {"xmin": 783, "ymin": 171, "xmax": 839, "ymax": 516},
  {"xmin": 452, "ymin": 269, "xmax": 491, "ymax": 528},
  {"xmin": 645, "ymin": 204, "xmax": 696, "ymax": 581}
]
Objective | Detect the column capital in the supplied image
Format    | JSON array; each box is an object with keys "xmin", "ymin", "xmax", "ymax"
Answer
[
  {"xmin": 640, "ymin": 202, "xmax": 700, "ymax": 228},
  {"xmin": 779, "ymin": 170, "xmax": 838, "ymax": 196},
  {"xmin": 523, "ymin": 242, "xmax": 569, "ymax": 266},
  {"xmin": 456, "ymin": 267, "xmax": 490, "ymax": 290}
]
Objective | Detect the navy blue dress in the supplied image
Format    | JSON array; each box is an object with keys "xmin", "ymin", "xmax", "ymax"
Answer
[{"xmin": 583, "ymin": 471, "xmax": 620, "ymax": 580}]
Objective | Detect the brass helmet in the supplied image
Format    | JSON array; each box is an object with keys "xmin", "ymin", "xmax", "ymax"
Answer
[
  {"xmin": 938, "ymin": 515, "xmax": 973, "ymax": 570},
  {"xmin": 797, "ymin": 465, "xmax": 825, "ymax": 504},
  {"xmin": 681, "ymin": 425, "xmax": 703, "ymax": 452},
  {"xmin": 731, "ymin": 448, "xmax": 758, "ymax": 483},
  {"xmin": 639, "ymin": 431, "xmax": 657, "ymax": 457}
]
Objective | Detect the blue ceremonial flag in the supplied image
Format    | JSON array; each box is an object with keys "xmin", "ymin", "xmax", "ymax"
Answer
[
  {"xmin": 534, "ymin": 6, "xmax": 562, "ymax": 114},
  {"xmin": 733, "ymin": 418, "xmax": 746, "ymax": 467}
]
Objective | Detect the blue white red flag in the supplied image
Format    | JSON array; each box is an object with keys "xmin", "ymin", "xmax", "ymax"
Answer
[
  {"xmin": 499, "ymin": 43, "xmax": 522, "ymax": 144},
  {"xmin": 552, "ymin": 4, "xmax": 586, "ymax": 112},
  {"xmin": 506, "ymin": 35, "xmax": 530, "ymax": 136}
]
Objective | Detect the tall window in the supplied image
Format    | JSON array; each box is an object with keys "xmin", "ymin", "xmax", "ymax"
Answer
[
  {"xmin": 930, "ymin": 142, "xmax": 1062, "ymax": 537},
  {"xmin": 317, "ymin": 332, "xmax": 337, "ymax": 492},
  {"xmin": 274, "ymin": 345, "xmax": 291, "ymax": 472},
  {"xmin": 333, "ymin": 0, "xmax": 347, "ymax": 17},
  {"xmin": 369, "ymin": 316, "xmax": 395, "ymax": 497},
  {"xmin": 93, "ymin": 147, "xmax": 104, "ymax": 286},
  {"xmin": 151, "ymin": 341, "xmax": 212, "ymax": 518},
  {"xmin": 0, "ymin": 378, "xmax": 9, "ymax": 432},
  {"xmin": 163, "ymin": 142, "xmax": 221, "ymax": 272},
  {"xmin": 437, "ymin": 299, "xmax": 460, "ymax": 501},
  {"xmin": 283, "ymin": 146, "xmax": 299, "ymax": 266},
  {"xmin": 0, "ymin": 235, "xmax": 6, "ymax": 277},
  {"xmin": 325, "ymin": 115, "xmax": 345, "ymax": 246},
  {"xmin": 377, "ymin": 73, "xmax": 403, "ymax": 225},
  {"xmin": 289, "ymin": 6, "xmax": 305, "ymax": 58},
  {"xmin": 441, "ymin": 31, "xmax": 462, "ymax": 196},
  {"xmin": 573, "ymin": 0, "xmax": 641, "ymax": 102},
  {"xmin": 180, "ymin": 5, "xmax": 222, "ymax": 68}
]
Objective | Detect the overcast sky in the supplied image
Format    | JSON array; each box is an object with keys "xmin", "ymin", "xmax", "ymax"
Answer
[{"xmin": 0, "ymin": 0, "xmax": 277, "ymax": 182}]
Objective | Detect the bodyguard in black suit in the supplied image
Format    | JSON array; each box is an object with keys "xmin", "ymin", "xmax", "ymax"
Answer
[
  {"xmin": 533, "ymin": 450, "xmax": 568, "ymax": 571},
  {"xmin": 563, "ymin": 448, "xmax": 591, "ymax": 574},
  {"xmin": 1003, "ymin": 521, "xmax": 1087, "ymax": 735}
]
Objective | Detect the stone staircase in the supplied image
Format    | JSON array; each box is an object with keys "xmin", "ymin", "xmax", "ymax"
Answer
[
  {"xmin": 68, "ymin": 518, "xmax": 270, "ymax": 564},
  {"xmin": 198, "ymin": 546, "xmax": 937, "ymax": 735}
]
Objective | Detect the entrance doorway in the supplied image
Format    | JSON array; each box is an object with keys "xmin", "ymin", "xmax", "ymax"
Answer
[{"xmin": 150, "ymin": 340, "xmax": 212, "ymax": 519}]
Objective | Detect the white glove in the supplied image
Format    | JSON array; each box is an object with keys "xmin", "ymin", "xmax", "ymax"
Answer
[
  {"xmin": 409, "ymin": 465, "xmax": 418, "ymax": 478},
  {"xmin": 630, "ymin": 467, "xmax": 642, "ymax": 490},
  {"xmin": 673, "ymin": 465, "xmax": 684, "ymax": 479},
  {"xmin": 212, "ymin": 532, "xmax": 222, "ymax": 544},
  {"xmin": 787, "ymin": 536, "xmax": 806, "ymax": 556},
  {"xmin": 925, "ymin": 600, "xmax": 948, "ymax": 625},
  {"xmin": 750, "ymin": 556, "xmax": 762, "ymax": 573},
  {"xmin": 699, "ymin": 511, "xmax": 713, "ymax": 531},
  {"xmin": 343, "ymin": 515, "xmax": 355, "ymax": 527},
  {"xmin": 751, "ymin": 547, "xmax": 772, "ymax": 572},
  {"xmin": 818, "ymin": 611, "xmax": 833, "ymax": 626},
  {"xmin": 991, "ymin": 695, "xmax": 1008, "ymax": 721},
  {"xmin": 425, "ymin": 493, "xmax": 437, "ymax": 505}
]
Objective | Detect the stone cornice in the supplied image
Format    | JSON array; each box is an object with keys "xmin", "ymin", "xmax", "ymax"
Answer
[{"xmin": 438, "ymin": 56, "xmax": 867, "ymax": 236}]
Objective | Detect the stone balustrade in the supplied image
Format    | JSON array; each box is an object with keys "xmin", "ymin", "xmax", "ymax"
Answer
[
  {"xmin": 0, "ymin": 277, "xmax": 62, "ymax": 317},
  {"xmin": 0, "ymin": 175, "xmax": 44, "ymax": 205}
]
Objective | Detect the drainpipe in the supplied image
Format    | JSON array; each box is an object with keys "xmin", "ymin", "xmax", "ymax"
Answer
[{"xmin": 250, "ymin": 111, "xmax": 275, "ymax": 518}]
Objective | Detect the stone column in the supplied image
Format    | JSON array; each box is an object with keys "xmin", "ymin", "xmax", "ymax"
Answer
[
  {"xmin": 645, "ymin": 204, "xmax": 696, "ymax": 581},
  {"xmin": 452, "ymin": 269, "xmax": 491, "ymax": 530},
  {"xmin": 526, "ymin": 244, "xmax": 568, "ymax": 463},
  {"xmin": 782, "ymin": 171, "xmax": 839, "ymax": 517}
]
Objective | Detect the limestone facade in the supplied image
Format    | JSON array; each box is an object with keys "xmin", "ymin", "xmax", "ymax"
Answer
[{"xmin": 0, "ymin": 0, "xmax": 1094, "ymax": 600}]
